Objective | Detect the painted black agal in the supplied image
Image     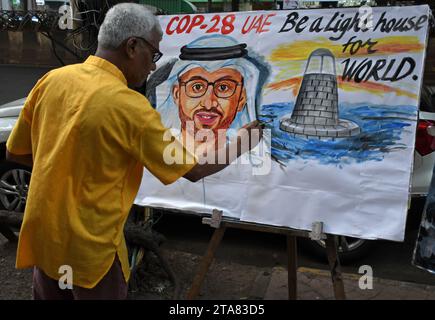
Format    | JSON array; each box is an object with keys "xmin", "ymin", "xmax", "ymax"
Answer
[{"xmin": 179, "ymin": 43, "xmax": 248, "ymax": 61}]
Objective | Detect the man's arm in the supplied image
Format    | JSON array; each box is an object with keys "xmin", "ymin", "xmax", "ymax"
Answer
[
  {"xmin": 183, "ymin": 120, "xmax": 263, "ymax": 182},
  {"xmin": 6, "ymin": 150, "xmax": 33, "ymax": 168}
]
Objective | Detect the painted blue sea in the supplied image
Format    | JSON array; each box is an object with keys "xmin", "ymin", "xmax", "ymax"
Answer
[{"xmin": 258, "ymin": 102, "xmax": 417, "ymax": 166}]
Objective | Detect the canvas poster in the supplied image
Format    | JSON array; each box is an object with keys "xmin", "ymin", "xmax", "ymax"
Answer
[{"xmin": 135, "ymin": 5, "xmax": 431, "ymax": 241}]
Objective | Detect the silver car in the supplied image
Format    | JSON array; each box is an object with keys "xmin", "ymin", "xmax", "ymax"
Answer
[{"xmin": 0, "ymin": 97, "xmax": 30, "ymax": 213}]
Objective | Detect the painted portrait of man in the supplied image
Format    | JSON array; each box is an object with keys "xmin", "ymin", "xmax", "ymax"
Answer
[
  {"xmin": 150, "ymin": 35, "xmax": 270, "ymax": 154},
  {"xmin": 173, "ymin": 65, "xmax": 247, "ymax": 136}
]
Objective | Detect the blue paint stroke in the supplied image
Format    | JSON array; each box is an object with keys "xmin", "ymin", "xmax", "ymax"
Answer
[{"xmin": 258, "ymin": 102, "xmax": 417, "ymax": 167}]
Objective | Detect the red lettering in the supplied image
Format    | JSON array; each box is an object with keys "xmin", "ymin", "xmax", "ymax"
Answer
[
  {"xmin": 166, "ymin": 16, "xmax": 179, "ymax": 35},
  {"xmin": 176, "ymin": 15, "xmax": 191, "ymax": 33},
  {"xmin": 186, "ymin": 15, "xmax": 205, "ymax": 34},
  {"xmin": 241, "ymin": 14, "xmax": 275, "ymax": 34},
  {"xmin": 168, "ymin": 14, "xmax": 237, "ymax": 35},
  {"xmin": 260, "ymin": 13, "xmax": 275, "ymax": 33},
  {"xmin": 206, "ymin": 15, "xmax": 220, "ymax": 33},
  {"xmin": 221, "ymin": 14, "xmax": 235, "ymax": 35},
  {"xmin": 251, "ymin": 15, "xmax": 263, "ymax": 33},
  {"xmin": 241, "ymin": 15, "xmax": 253, "ymax": 34}
]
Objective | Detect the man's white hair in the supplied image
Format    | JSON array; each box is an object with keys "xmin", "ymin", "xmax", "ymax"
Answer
[{"xmin": 98, "ymin": 3, "xmax": 163, "ymax": 50}]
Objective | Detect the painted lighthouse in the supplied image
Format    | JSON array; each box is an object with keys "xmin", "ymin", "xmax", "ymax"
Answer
[{"xmin": 280, "ymin": 48, "xmax": 360, "ymax": 140}]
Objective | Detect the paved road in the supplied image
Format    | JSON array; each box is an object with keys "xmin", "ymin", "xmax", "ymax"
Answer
[{"xmin": 153, "ymin": 199, "xmax": 435, "ymax": 287}]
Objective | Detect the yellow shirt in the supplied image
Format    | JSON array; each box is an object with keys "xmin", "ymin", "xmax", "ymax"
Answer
[{"xmin": 6, "ymin": 56, "xmax": 196, "ymax": 288}]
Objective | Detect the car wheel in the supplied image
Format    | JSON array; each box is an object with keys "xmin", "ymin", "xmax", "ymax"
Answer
[
  {"xmin": 300, "ymin": 236, "xmax": 375, "ymax": 264},
  {"xmin": 0, "ymin": 161, "xmax": 31, "ymax": 212}
]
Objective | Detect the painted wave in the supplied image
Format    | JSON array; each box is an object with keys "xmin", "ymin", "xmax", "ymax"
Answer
[{"xmin": 258, "ymin": 102, "xmax": 417, "ymax": 166}]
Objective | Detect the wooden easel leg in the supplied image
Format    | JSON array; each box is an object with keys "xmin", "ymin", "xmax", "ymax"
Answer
[
  {"xmin": 186, "ymin": 225, "xmax": 226, "ymax": 300},
  {"xmin": 287, "ymin": 235, "xmax": 298, "ymax": 300},
  {"xmin": 325, "ymin": 235, "xmax": 346, "ymax": 300}
]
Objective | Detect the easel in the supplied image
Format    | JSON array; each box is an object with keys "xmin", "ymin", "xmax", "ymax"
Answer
[{"xmin": 186, "ymin": 210, "xmax": 346, "ymax": 300}]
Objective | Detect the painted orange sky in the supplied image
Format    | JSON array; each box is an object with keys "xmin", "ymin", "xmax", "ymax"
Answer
[
  {"xmin": 270, "ymin": 36, "xmax": 424, "ymax": 61},
  {"xmin": 267, "ymin": 35, "xmax": 423, "ymax": 99},
  {"xmin": 267, "ymin": 76, "xmax": 418, "ymax": 100}
]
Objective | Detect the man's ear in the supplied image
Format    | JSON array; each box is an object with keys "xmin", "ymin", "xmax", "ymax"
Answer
[
  {"xmin": 125, "ymin": 38, "xmax": 137, "ymax": 59},
  {"xmin": 237, "ymin": 88, "xmax": 247, "ymax": 112},
  {"xmin": 172, "ymin": 84, "xmax": 180, "ymax": 101}
]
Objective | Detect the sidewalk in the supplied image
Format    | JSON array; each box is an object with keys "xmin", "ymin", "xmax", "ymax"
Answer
[
  {"xmin": 130, "ymin": 249, "xmax": 435, "ymax": 300},
  {"xmin": 1, "ymin": 235, "xmax": 435, "ymax": 300},
  {"xmin": 263, "ymin": 266, "xmax": 435, "ymax": 300}
]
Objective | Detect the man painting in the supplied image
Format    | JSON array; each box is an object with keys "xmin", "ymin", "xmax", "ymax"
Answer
[{"xmin": 6, "ymin": 4, "xmax": 262, "ymax": 300}]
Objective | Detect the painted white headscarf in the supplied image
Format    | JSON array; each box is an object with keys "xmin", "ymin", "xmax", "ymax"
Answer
[{"xmin": 155, "ymin": 35, "xmax": 269, "ymax": 135}]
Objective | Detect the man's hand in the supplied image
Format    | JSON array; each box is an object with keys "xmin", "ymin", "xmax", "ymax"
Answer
[
  {"xmin": 183, "ymin": 120, "xmax": 264, "ymax": 182},
  {"xmin": 236, "ymin": 120, "xmax": 264, "ymax": 155}
]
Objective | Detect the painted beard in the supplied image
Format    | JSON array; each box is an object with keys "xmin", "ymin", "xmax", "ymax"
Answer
[{"xmin": 179, "ymin": 106, "xmax": 238, "ymax": 137}]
